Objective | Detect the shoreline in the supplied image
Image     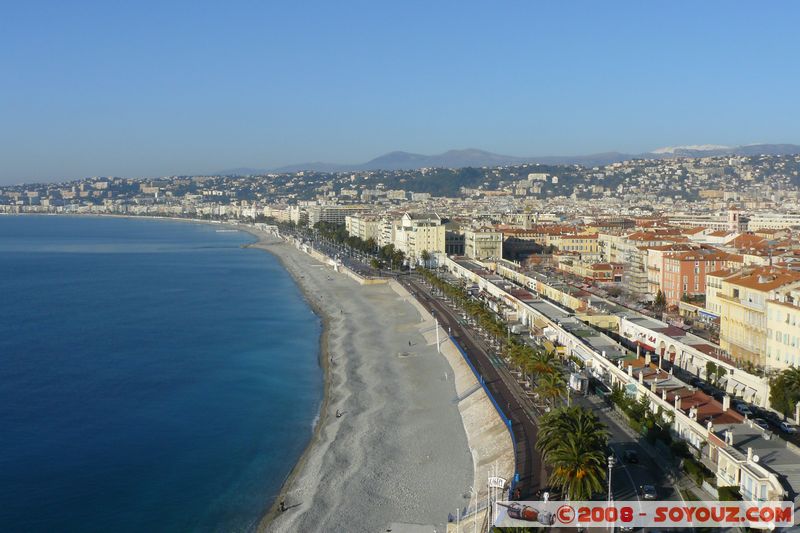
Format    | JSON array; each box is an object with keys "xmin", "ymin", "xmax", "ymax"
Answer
[
  {"xmin": 237, "ymin": 230, "xmax": 335, "ymax": 528},
  {"xmin": 6, "ymin": 214, "xmax": 511, "ymax": 530}
]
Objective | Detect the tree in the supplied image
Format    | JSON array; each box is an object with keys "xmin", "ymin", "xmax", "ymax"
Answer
[
  {"xmin": 706, "ymin": 361, "xmax": 718, "ymax": 386},
  {"xmin": 420, "ymin": 249, "xmax": 431, "ymax": 268},
  {"xmin": 771, "ymin": 367, "xmax": 800, "ymax": 417},
  {"xmin": 391, "ymin": 249, "xmax": 406, "ymax": 270},
  {"xmin": 536, "ymin": 372, "xmax": 567, "ymax": 406},
  {"xmin": 527, "ymin": 349, "xmax": 557, "ymax": 379},
  {"xmin": 370, "ymin": 258, "xmax": 382, "ymax": 270},
  {"xmin": 654, "ymin": 290, "xmax": 667, "ymax": 311},
  {"xmin": 537, "ymin": 406, "xmax": 609, "ymax": 500}
]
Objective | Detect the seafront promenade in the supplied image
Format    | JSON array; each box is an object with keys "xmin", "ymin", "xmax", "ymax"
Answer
[{"xmin": 247, "ymin": 230, "xmax": 482, "ymax": 532}]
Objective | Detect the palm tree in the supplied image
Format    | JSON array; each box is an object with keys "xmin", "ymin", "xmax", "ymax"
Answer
[
  {"xmin": 420, "ymin": 249, "xmax": 431, "ymax": 268},
  {"xmin": 536, "ymin": 406, "xmax": 609, "ymax": 500},
  {"xmin": 783, "ymin": 367, "xmax": 800, "ymax": 393},
  {"xmin": 528, "ymin": 349, "xmax": 557, "ymax": 379},
  {"xmin": 548, "ymin": 434, "xmax": 607, "ymax": 500},
  {"xmin": 536, "ymin": 372, "xmax": 567, "ymax": 406}
]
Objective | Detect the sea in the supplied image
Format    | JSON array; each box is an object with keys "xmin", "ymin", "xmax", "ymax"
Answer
[{"xmin": 0, "ymin": 215, "xmax": 323, "ymax": 532}]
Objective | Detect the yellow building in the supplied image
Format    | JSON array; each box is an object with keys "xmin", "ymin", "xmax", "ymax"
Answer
[
  {"xmin": 766, "ymin": 289, "xmax": 800, "ymax": 369},
  {"xmin": 463, "ymin": 227, "xmax": 503, "ymax": 260},
  {"xmin": 393, "ymin": 212, "xmax": 446, "ymax": 262},
  {"xmin": 707, "ymin": 267, "xmax": 800, "ymax": 367}
]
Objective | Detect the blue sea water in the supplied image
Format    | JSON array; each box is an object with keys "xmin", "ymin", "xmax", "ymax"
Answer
[{"xmin": 0, "ymin": 216, "xmax": 323, "ymax": 532}]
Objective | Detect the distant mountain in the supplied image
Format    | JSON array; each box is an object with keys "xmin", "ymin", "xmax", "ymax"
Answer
[
  {"xmin": 648, "ymin": 143, "xmax": 800, "ymax": 159},
  {"xmin": 216, "ymin": 144, "xmax": 800, "ymax": 175}
]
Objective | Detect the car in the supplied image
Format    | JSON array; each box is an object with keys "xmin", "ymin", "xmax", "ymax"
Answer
[
  {"xmin": 780, "ymin": 421, "xmax": 798, "ymax": 434},
  {"xmin": 735, "ymin": 404, "xmax": 753, "ymax": 416},
  {"xmin": 623, "ymin": 450, "xmax": 639, "ymax": 463},
  {"xmin": 640, "ymin": 484, "xmax": 657, "ymax": 500},
  {"xmin": 753, "ymin": 418, "xmax": 770, "ymax": 431}
]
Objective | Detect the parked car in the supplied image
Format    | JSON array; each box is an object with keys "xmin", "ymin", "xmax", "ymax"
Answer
[
  {"xmin": 780, "ymin": 421, "xmax": 798, "ymax": 434},
  {"xmin": 753, "ymin": 418, "xmax": 770, "ymax": 431},
  {"xmin": 735, "ymin": 404, "xmax": 753, "ymax": 416},
  {"xmin": 623, "ymin": 450, "xmax": 639, "ymax": 464},
  {"xmin": 640, "ymin": 484, "xmax": 658, "ymax": 500}
]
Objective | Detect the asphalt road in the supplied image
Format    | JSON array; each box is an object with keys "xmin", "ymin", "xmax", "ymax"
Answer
[{"xmin": 575, "ymin": 395, "xmax": 681, "ymax": 504}]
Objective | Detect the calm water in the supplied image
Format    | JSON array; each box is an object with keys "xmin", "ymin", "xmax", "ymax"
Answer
[{"xmin": 0, "ymin": 216, "xmax": 322, "ymax": 532}]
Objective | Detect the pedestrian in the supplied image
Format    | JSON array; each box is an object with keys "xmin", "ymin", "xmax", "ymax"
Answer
[{"xmin": 279, "ymin": 499, "xmax": 286, "ymax": 512}]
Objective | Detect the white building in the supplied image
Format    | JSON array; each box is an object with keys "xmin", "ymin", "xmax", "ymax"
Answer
[{"xmin": 393, "ymin": 212, "xmax": 446, "ymax": 262}]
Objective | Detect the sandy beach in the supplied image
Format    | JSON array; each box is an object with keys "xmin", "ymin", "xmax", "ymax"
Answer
[{"xmin": 246, "ymin": 230, "xmax": 475, "ymax": 532}]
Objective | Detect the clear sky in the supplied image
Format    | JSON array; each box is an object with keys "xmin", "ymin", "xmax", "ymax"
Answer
[{"xmin": 2, "ymin": 1, "xmax": 799, "ymax": 183}]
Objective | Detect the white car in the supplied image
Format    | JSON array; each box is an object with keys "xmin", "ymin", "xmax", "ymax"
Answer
[{"xmin": 780, "ymin": 421, "xmax": 798, "ymax": 434}]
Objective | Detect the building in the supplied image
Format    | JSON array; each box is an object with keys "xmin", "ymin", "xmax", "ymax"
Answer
[
  {"xmin": 306, "ymin": 204, "xmax": 371, "ymax": 226},
  {"xmin": 660, "ymin": 248, "xmax": 742, "ymax": 307},
  {"xmin": 463, "ymin": 228, "xmax": 503, "ymax": 260},
  {"xmin": 748, "ymin": 212, "xmax": 800, "ymax": 231},
  {"xmin": 345, "ymin": 214, "xmax": 384, "ymax": 243},
  {"xmin": 766, "ymin": 288, "xmax": 800, "ymax": 369},
  {"xmin": 393, "ymin": 212, "xmax": 446, "ymax": 262},
  {"xmin": 707, "ymin": 267, "xmax": 800, "ymax": 367}
]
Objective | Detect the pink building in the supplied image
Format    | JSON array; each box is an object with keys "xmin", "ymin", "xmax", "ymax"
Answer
[{"xmin": 661, "ymin": 249, "xmax": 742, "ymax": 306}]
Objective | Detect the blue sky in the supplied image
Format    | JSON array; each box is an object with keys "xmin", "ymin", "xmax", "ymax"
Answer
[{"xmin": 1, "ymin": 1, "xmax": 799, "ymax": 183}]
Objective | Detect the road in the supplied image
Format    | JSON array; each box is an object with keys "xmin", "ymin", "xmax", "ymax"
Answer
[{"xmin": 575, "ymin": 395, "xmax": 682, "ymax": 504}]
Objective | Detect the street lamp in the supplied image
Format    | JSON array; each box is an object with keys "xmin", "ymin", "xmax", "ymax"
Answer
[{"xmin": 607, "ymin": 454, "xmax": 615, "ymax": 533}]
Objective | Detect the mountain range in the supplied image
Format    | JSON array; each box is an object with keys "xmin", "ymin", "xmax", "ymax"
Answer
[{"xmin": 217, "ymin": 144, "xmax": 800, "ymax": 175}]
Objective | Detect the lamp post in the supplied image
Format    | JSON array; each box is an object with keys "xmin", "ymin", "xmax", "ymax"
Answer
[{"xmin": 607, "ymin": 454, "xmax": 615, "ymax": 533}]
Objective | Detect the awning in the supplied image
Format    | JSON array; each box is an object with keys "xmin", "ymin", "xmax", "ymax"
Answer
[
  {"xmin": 637, "ymin": 340, "xmax": 656, "ymax": 352},
  {"xmin": 699, "ymin": 309, "xmax": 720, "ymax": 319}
]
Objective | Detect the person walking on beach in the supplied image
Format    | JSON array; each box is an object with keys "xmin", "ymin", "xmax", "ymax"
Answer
[{"xmin": 279, "ymin": 499, "xmax": 286, "ymax": 512}]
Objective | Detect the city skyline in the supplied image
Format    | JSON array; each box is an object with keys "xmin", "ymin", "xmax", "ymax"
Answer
[{"xmin": 2, "ymin": 1, "xmax": 800, "ymax": 183}]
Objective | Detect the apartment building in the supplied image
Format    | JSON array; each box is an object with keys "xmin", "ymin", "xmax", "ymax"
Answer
[
  {"xmin": 307, "ymin": 204, "xmax": 371, "ymax": 226},
  {"xmin": 393, "ymin": 212, "xmax": 446, "ymax": 262},
  {"xmin": 748, "ymin": 212, "xmax": 800, "ymax": 231},
  {"xmin": 766, "ymin": 288, "xmax": 800, "ymax": 369},
  {"xmin": 345, "ymin": 214, "xmax": 384, "ymax": 242},
  {"xmin": 707, "ymin": 267, "xmax": 800, "ymax": 367},
  {"xmin": 661, "ymin": 248, "xmax": 743, "ymax": 307},
  {"xmin": 463, "ymin": 227, "xmax": 503, "ymax": 260}
]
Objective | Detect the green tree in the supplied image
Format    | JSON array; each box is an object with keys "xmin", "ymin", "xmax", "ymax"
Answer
[
  {"xmin": 654, "ymin": 290, "xmax": 667, "ymax": 311},
  {"xmin": 771, "ymin": 367, "xmax": 800, "ymax": 416},
  {"xmin": 706, "ymin": 361, "xmax": 718, "ymax": 386},
  {"xmin": 420, "ymin": 249, "xmax": 431, "ymax": 268},
  {"xmin": 528, "ymin": 349, "xmax": 557, "ymax": 379},
  {"xmin": 537, "ymin": 407, "xmax": 609, "ymax": 500},
  {"xmin": 536, "ymin": 372, "xmax": 567, "ymax": 406}
]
